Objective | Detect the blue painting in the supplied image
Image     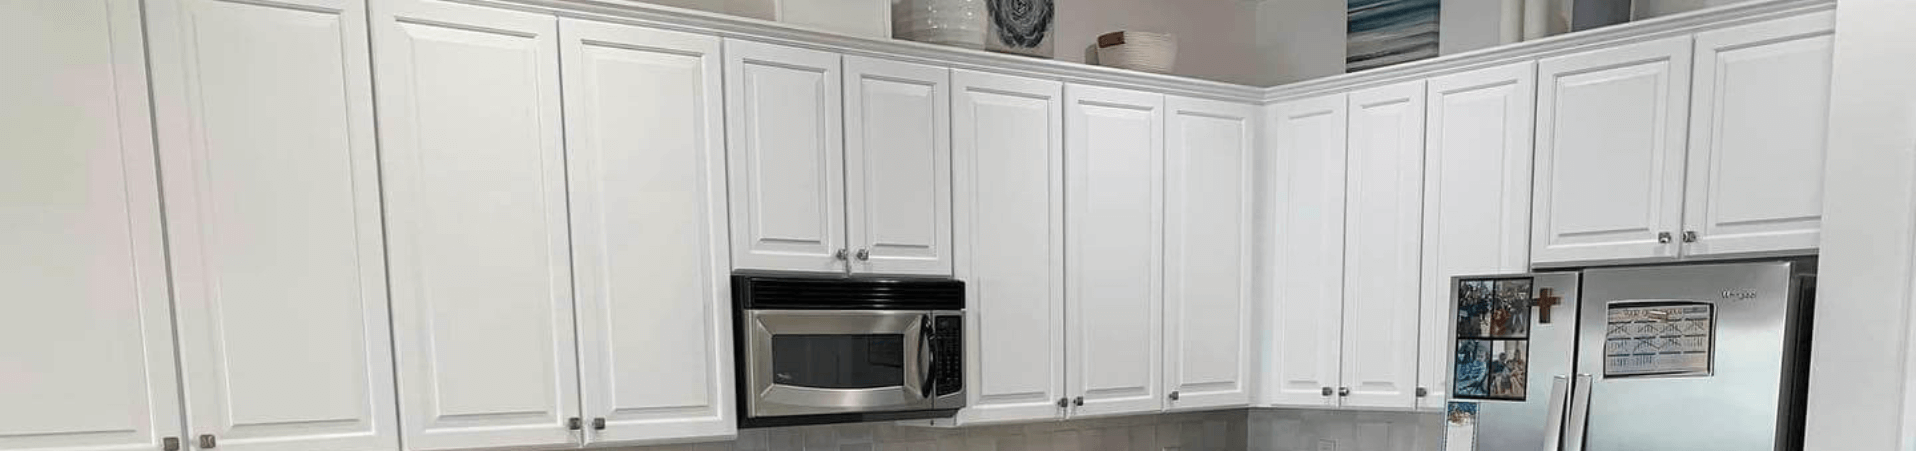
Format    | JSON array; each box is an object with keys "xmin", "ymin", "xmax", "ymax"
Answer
[{"xmin": 1347, "ymin": 0, "xmax": 1440, "ymax": 72}]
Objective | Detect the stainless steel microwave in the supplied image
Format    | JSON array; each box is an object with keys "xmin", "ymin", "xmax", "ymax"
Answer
[{"xmin": 732, "ymin": 274, "xmax": 965, "ymax": 428}]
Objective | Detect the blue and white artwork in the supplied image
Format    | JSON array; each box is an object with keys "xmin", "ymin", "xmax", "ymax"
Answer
[{"xmin": 1346, "ymin": 0, "xmax": 1440, "ymax": 72}]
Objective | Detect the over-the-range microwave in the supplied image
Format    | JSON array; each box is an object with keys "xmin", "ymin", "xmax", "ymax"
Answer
[{"xmin": 731, "ymin": 274, "xmax": 965, "ymax": 427}]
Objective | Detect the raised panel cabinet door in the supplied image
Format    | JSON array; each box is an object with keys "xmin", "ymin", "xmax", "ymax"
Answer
[
  {"xmin": 725, "ymin": 39, "xmax": 848, "ymax": 273},
  {"xmin": 558, "ymin": 18, "xmax": 736, "ymax": 445},
  {"xmin": 0, "ymin": 2, "xmax": 184, "ymax": 450},
  {"xmin": 1418, "ymin": 61, "xmax": 1536, "ymax": 409},
  {"xmin": 844, "ymin": 56, "xmax": 953, "ymax": 276},
  {"xmin": 1264, "ymin": 93, "xmax": 1347, "ymax": 408},
  {"xmin": 1340, "ymin": 80, "xmax": 1427, "ymax": 410},
  {"xmin": 1063, "ymin": 84, "xmax": 1166, "ymax": 417},
  {"xmin": 1681, "ymin": 12, "xmax": 1835, "ymax": 257},
  {"xmin": 951, "ymin": 70, "xmax": 1067, "ymax": 424},
  {"xmin": 144, "ymin": 0, "xmax": 398, "ymax": 449},
  {"xmin": 371, "ymin": 1, "xmax": 581, "ymax": 449},
  {"xmin": 1532, "ymin": 35, "xmax": 1692, "ymax": 265},
  {"xmin": 1162, "ymin": 96, "xmax": 1256, "ymax": 412}
]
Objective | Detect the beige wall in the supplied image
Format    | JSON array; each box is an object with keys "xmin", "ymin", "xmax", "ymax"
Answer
[{"xmin": 628, "ymin": 0, "xmax": 1266, "ymax": 85}]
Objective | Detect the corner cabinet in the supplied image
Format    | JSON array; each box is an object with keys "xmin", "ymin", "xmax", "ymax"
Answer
[
  {"xmin": 1266, "ymin": 93, "xmax": 1349, "ymax": 408},
  {"xmin": 1065, "ymin": 84, "xmax": 1167, "ymax": 417},
  {"xmin": 1265, "ymin": 81, "xmax": 1428, "ymax": 410},
  {"xmin": 951, "ymin": 70, "xmax": 1069, "ymax": 425},
  {"xmin": 1163, "ymin": 97, "xmax": 1258, "ymax": 411},
  {"xmin": 147, "ymin": 0, "xmax": 401, "ymax": 449},
  {"xmin": 726, "ymin": 40, "xmax": 954, "ymax": 276},
  {"xmin": 1340, "ymin": 80, "xmax": 1428, "ymax": 409},
  {"xmin": 1417, "ymin": 61, "xmax": 1537, "ymax": 409},
  {"xmin": 373, "ymin": 1, "xmax": 735, "ymax": 448}
]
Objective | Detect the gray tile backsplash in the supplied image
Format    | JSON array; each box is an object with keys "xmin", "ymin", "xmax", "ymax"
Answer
[
  {"xmin": 597, "ymin": 410, "xmax": 1246, "ymax": 451},
  {"xmin": 594, "ymin": 409, "xmax": 1440, "ymax": 451}
]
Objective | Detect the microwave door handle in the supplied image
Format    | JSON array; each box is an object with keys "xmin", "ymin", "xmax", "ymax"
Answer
[
  {"xmin": 1562, "ymin": 373, "xmax": 1596, "ymax": 451},
  {"xmin": 1541, "ymin": 376, "xmax": 1570, "ymax": 451},
  {"xmin": 920, "ymin": 315, "xmax": 935, "ymax": 398}
]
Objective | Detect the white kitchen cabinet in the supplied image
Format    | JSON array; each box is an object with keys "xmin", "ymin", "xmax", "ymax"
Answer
[
  {"xmin": 725, "ymin": 39, "xmax": 848, "ymax": 273},
  {"xmin": 371, "ymin": 1, "xmax": 581, "ymax": 449},
  {"xmin": 1340, "ymin": 81, "xmax": 1427, "ymax": 410},
  {"xmin": 558, "ymin": 18, "xmax": 736, "ymax": 445},
  {"xmin": 146, "ymin": 0, "xmax": 398, "ymax": 449},
  {"xmin": 1064, "ymin": 84, "xmax": 1166, "ymax": 417},
  {"xmin": 1265, "ymin": 93, "xmax": 1348, "ymax": 408},
  {"xmin": 951, "ymin": 70, "xmax": 1069, "ymax": 424},
  {"xmin": 1417, "ymin": 61, "xmax": 1537, "ymax": 409},
  {"xmin": 844, "ymin": 56, "xmax": 954, "ymax": 276},
  {"xmin": 1680, "ymin": 12, "xmax": 1835, "ymax": 258},
  {"xmin": 1162, "ymin": 96, "xmax": 1257, "ymax": 412},
  {"xmin": 0, "ymin": 2, "xmax": 182, "ymax": 450},
  {"xmin": 1532, "ymin": 36, "xmax": 1693, "ymax": 265}
]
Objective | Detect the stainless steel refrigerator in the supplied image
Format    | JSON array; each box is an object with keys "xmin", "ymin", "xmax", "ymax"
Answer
[{"xmin": 1443, "ymin": 260, "xmax": 1815, "ymax": 451}]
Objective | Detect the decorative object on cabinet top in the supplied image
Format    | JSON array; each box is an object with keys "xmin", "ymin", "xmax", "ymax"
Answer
[
  {"xmin": 1265, "ymin": 0, "xmax": 1830, "ymax": 102},
  {"xmin": 1095, "ymin": 31, "xmax": 1177, "ymax": 74},
  {"xmin": 985, "ymin": 0, "xmax": 1054, "ymax": 57},
  {"xmin": 894, "ymin": 0, "xmax": 987, "ymax": 49},
  {"xmin": 520, "ymin": 0, "xmax": 1258, "ymax": 101}
]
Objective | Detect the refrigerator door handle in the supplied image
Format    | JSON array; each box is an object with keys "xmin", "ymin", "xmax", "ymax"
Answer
[
  {"xmin": 1562, "ymin": 374, "xmax": 1596, "ymax": 451},
  {"xmin": 1541, "ymin": 376, "xmax": 1571, "ymax": 451}
]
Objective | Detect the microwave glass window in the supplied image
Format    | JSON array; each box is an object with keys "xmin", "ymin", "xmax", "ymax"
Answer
[{"xmin": 770, "ymin": 334, "xmax": 906, "ymax": 389}]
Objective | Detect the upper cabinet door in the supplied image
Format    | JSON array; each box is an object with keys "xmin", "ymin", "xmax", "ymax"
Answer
[
  {"xmin": 844, "ymin": 56, "xmax": 954, "ymax": 276},
  {"xmin": 1418, "ymin": 61, "xmax": 1537, "ymax": 409},
  {"xmin": 1064, "ymin": 84, "xmax": 1165, "ymax": 417},
  {"xmin": 0, "ymin": 2, "xmax": 184, "ymax": 450},
  {"xmin": 1532, "ymin": 36, "xmax": 1692, "ymax": 266},
  {"xmin": 145, "ymin": 0, "xmax": 397, "ymax": 449},
  {"xmin": 725, "ymin": 39, "xmax": 848, "ymax": 273},
  {"xmin": 1162, "ymin": 96, "xmax": 1256, "ymax": 412},
  {"xmin": 559, "ymin": 18, "xmax": 735, "ymax": 445},
  {"xmin": 951, "ymin": 70, "xmax": 1067, "ymax": 424},
  {"xmin": 371, "ymin": 2, "xmax": 581, "ymax": 449},
  {"xmin": 1681, "ymin": 12, "xmax": 1835, "ymax": 257},
  {"xmin": 1340, "ymin": 81, "xmax": 1426, "ymax": 410},
  {"xmin": 1265, "ymin": 93, "xmax": 1347, "ymax": 408}
]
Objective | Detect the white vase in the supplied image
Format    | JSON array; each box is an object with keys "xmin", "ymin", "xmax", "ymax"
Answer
[{"xmin": 893, "ymin": 0, "xmax": 987, "ymax": 49}]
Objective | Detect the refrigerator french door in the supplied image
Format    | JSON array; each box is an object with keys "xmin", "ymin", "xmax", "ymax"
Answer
[{"xmin": 1444, "ymin": 260, "xmax": 1814, "ymax": 451}]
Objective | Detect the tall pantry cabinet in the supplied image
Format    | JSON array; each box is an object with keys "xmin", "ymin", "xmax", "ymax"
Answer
[
  {"xmin": 146, "ymin": 0, "xmax": 400, "ymax": 449},
  {"xmin": 1265, "ymin": 81, "xmax": 1428, "ymax": 410},
  {"xmin": 1, "ymin": 2, "xmax": 181, "ymax": 450},
  {"xmin": 371, "ymin": 0, "xmax": 736, "ymax": 448}
]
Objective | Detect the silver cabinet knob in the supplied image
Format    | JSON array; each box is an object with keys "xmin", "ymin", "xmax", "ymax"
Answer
[
  {"xmin": 1321, "ymin": 387, "xmax": 1334, "ymax": 397},
  {"xmin": 1416, "ymin": 387, "xmax": 1429, "ymax": 397},
  {"xmin": 1681, "ymin": 231, "xmax": 1698, "ymax": 243},
  {"xmin": 1168, "ymin": 391, "xmax": 1180, "ymax": 401},
  {"xmin": 592, "ymin": 418, "xmax": 606, "ymax": 431},
  {"xmin": 1657, "ymin": 232, "xmax": 1673, "ymax": 244},
  {"xmin": 197, "ymin": 435, "xmax": 217, "ymax": 449},
  {"xmin": 1338, "ymin": 387, "xmax": 1351, "ymax": 397},
  {"xmin": 1072, "ymin": 396, "xmax": 1084, "ymax": 407},
  {"xmin": 834, "ymin": 249, "xmax": 848, "ymax": 261},
  {"xmin": 1057, "ymin": 397, "xmax": 1070, "ymax": 408},
  {"xmin": 163, "ymin": 437, "xmax": 181, "ymax": 451},
  {"xmin": 567, "ymin": 417, "xmax": 583, "ymax": 431},
  {"xmin": 856, "ymin": 248, "xmax": 870, "ymax": 261}
]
